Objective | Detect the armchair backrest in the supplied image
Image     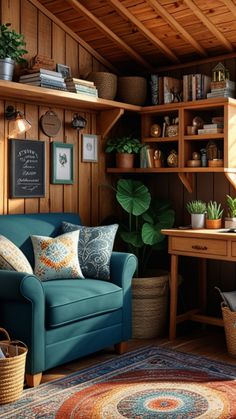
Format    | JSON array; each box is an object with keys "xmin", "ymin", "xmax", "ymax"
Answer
[{"xmin": 0, "ymin": 212, "xmax": 81, "ymax": 267}]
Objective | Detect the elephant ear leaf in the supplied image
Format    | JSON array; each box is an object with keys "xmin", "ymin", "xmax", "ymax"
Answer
[
  {"xmin": 116, "ymin": 179, "xmax": 151, "ymax": 216},
  {"xmin": 142, "ymin": 222, "xmax": 164, "ymax": 245},
  {"xmin": 120, "ymin": 230, "xmax": 143, "ymax": 248}
]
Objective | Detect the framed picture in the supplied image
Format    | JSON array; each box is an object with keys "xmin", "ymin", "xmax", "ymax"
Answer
[
  {"xmin": 51, "ymin": 142, "xmax": 74, "ymax": 184},
  {"xmin": 82, "ymin": 134, "xmax": 98, "ymax": 162},
  {"xmin": 9, "ymin": 139, "xmax": 45, "ymax": 198},
  {"xmin": 56, "ymin": 63, "xmax": 71, "ymax": 78}
]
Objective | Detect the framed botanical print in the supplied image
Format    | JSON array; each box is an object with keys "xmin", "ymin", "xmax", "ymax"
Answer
[
  {"xmin": 82, "ymin": 134, "xmax": 98, "ymax": 162},
  {"xmin": 51, "ymin": 142, "xmax": 74, "ymax": 184}
]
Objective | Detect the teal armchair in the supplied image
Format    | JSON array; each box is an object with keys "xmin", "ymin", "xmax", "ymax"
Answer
[{"xmin": 0, "ymin": 213, "xmax": 137, "ymax": 386}]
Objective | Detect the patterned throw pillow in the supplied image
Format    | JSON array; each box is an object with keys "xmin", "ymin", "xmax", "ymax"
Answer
[
  {"xmin": 31, "ymin": 230, "xmax": 84, "ymax": 281},
  {"xmin": 62, "ymin": 222, "xmax": 118, "ymax": 280},
  {"xmin": 0, "ymin": 235, "xmax": 33, "ymax": 273}
]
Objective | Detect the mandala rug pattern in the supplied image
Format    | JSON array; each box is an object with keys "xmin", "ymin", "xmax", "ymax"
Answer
[{"xmin": 1, "ymin": 346, "xmax": 236, "ymax": 418}]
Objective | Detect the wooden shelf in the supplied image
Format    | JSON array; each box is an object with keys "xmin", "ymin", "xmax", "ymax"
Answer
[
  {"xmin": 143, "ymin": 136, "xmax": 179, "ymax": 143},
  {"xmin": 0, "ymin": 80, "xmax": 142, "ymax": 112}
]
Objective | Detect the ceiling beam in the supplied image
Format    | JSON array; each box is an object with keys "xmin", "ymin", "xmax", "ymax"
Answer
[
  {"xmin": 66, "ymin": 0, "xmax": 153, "ymax": 70},
  {"xmin": 108, "ymin": 0, "xmax": 180, "ymax": 63},
  {"xmin": 145, "ymin": 0, "xmax": 207, "ymax": 57},
  {"xmin": 184, "ymin": 0, "xmax": 233, "ymax": 52},
  {"xmin": 221, "ymin": 0, "xmax": 236, "ymax": 19}
]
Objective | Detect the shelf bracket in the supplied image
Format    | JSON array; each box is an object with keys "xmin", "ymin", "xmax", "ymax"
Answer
[
  {"xmin": 99, "ymin": 108, "xmax": 124, "ymax": 137},
  {"xmin": 178, "ymin": 172, "xmax": 195, "ymax": 193},
  {"xmin": 224, "ymin": 172, "xmax": 236, "ymax": 190}
]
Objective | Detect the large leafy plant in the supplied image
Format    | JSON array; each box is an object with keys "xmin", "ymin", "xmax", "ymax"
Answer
[
  {"xmin": 0, "ymin": 23, "xmax": 27, "ymax": 63},
  {"xmin": 105, "ymin": 136, "xmax": 142, "ymax": 154},
  {"xmin": 115, "ymin": 178, "xmax": 175, "ymax": 277}
]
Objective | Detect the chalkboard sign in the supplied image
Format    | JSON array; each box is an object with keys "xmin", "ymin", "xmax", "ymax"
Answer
[{"xmin": 9, "ymin": 139, "xmax": 45, "ymax": 198}]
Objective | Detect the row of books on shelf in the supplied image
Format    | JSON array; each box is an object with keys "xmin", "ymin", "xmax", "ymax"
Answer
[{"xmin": 18, "ymin": 68, "xmax": 98, "ymax": 96}]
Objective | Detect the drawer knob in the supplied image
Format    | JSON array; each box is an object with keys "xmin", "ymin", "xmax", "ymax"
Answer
[{"xmin": 192, "ymin": 245, "xmax": 208, "ymax": 250}]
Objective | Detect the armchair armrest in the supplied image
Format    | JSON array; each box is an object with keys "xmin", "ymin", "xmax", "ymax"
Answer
[{"xmin": 0, "ymin": 271, "xmax": 45, "ymax": 374}]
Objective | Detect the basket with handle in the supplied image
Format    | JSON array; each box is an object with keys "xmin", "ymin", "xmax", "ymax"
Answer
[
  {"xmin": 221, "ymin": 303, "xmax": 236, "ymax": 357},
  {"xmin": 0, "ymin": 328, "xmax": 28, "ymax": 404}
]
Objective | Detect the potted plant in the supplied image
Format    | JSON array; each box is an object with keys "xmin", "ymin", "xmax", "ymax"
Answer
[
  {"xmin": 0, "ymin": 23, "xmax": 28, "ymax": 80},
  {"xmin": 112, "ymin": 178, "xmax": 175, "ymax": 338},
  {"xmin": 186, "ymin": 200, "xmax": 206, "ymax": 229},
  {"xmin": 105, "ymin": 135, "xmax": 143, "ymax": 168},
  {"xmin": 206, "ymin": 200, "xmax": 224, "ymax": 229},
  {"xmin": 225, "ymin": 195, "xmax": 236, "ymax": 228}
]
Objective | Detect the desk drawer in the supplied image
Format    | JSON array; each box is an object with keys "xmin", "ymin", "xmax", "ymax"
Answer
[
  {"xmin": 171, "ymin": 236, "xmax": 227, "ymax": 256},
  {"xmin": 231, "ymin": 242, "xmax": 236, "ymax": 257}
]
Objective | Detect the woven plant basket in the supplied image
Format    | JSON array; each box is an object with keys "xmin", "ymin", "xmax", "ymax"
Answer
[
  {"xmin": 0, "ymin": 328, "xmax": 28, "ymax": 404},
  {"xmin": 117, "ymin": 76, "xmax": 147, "ymax": 105},
  {"xmin": 132, "ymin": 272, "xmax": 169, "ymax": 339},
  {"xmin": 221, "ymin": 303, "xmax": 236, "ymax": 357},
  {"xmin": 86, "ymin": 72, "xmax": 117, "ymax": 100}
]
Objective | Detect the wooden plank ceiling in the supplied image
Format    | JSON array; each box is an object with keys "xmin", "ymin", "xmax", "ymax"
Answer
[{"xmin": 38, "ymin": 0, "xmax": 236, "ymax": 73}]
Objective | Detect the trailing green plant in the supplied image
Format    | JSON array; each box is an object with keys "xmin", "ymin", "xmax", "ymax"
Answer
[
  {"xmin": 105, "ymin": 135, "xmax": 143, "ymax": 154},
  {"xmin": 186, "ymin": 200, "xmax": 206, "ymax": 214},
  {"xmin": 226, "ymin": 194, "xmax": 236, "ymax": 218},
  {"xmin": 110, "ymin": 178, "xmax": 175, "ymax": 277},
  {"xmin": 206, "ymin": 200, "xmax": 224, "ymax": 220},
  {"xmin": 0, "ymin": 23, "xmax": 27, "ymax": 63}
]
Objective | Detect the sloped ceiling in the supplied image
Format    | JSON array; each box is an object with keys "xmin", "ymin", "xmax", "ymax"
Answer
[{"xmin": 38, "ymin": 0, "xmax": 236, "ymax": 74}]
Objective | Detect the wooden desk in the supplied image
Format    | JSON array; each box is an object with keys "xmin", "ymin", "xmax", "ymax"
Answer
[{"xmin": 162, "ymin": 228, "xmax": 236, "ymax": 340}]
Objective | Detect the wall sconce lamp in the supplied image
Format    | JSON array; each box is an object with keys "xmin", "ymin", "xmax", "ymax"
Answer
[
  {"xmin": 5, "ymin": 105, "xmax": 32, "ymax": 134},
  {"xmin": 71, "ymin": 113, "xmax": 87, "ymax": 130}
]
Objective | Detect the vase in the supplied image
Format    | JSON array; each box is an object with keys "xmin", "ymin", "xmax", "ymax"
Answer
[
  {"xmin": 206, "ymin": 218, "xmax": 222, "ymax": 229},
  {"xmin": 191, "ymin": 213, "xmax": 205, "ymax": 229}
]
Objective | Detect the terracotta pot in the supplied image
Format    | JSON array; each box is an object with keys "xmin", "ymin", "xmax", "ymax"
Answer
[
  {"xmin": 206, "ymin": 218, "xmax": 222, "ymax": 229},
  {"xmin": 116, "ymin": 153, "xmax": 134, "ymax": 168}
]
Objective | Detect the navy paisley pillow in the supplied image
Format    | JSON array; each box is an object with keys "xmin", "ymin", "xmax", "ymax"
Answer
[{"xmin": 61, "ymin": 222, "xmax": 118, "ymax": 280}]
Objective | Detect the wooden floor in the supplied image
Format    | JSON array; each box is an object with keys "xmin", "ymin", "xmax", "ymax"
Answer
[{"xmin": 41, "ymin": 327, "xmax": 236, "ymax": 385}]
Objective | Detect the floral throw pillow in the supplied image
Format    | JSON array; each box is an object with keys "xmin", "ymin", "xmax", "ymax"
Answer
[
  {"xmin": 61, "ymin": 222, "xmax": 118, "ymax": 280},
  {"xmin": 31, "ymin": 230, "xmax": 84, "ymax": 281},
  {"xmin": 0, "ymin": 235, "xmax": 33, "ymax": 273}
]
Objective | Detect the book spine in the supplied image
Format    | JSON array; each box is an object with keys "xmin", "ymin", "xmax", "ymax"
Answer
[
  {"xmin": 20, "ymin": 69, "xmax": 63, "ymax": 78},
  {"xmin": 66, "ymin": 78, "xmax": 94, "ymax": 87},
  {"xmin": 20, "ymin": 74, "xmax": 65, "ymax": 82},
  {"xmin": 66, "ymin": 82, "xmax": 96, "ymax": 90}
]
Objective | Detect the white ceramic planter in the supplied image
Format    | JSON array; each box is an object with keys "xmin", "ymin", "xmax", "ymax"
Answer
[
  {"xmin": 191, "ymin": 213, "xmax": 205, "ymax": 229},
  {"xmin": 225, "ymin": 217, "xmax": 236, "ymax": 229}
]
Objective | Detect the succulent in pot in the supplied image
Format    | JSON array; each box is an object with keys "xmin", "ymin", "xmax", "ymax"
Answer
[
  {"xmin": 225, "ymin": 195, "xmax": 236, "ymax": 228},
  {"xmin": 206, "ymin": 200, "xmax": 223, "ymax": 229},
  {"xmin": 105, "ymin": 135, "xmax": 143, "ymax": 168},
  {"xmin": 0, "ymin": 23, "xmax": 28, "ymax": 80},
  {"xmin": 186, "ymin": 200, "xmax": 206, "ymax": 229}
]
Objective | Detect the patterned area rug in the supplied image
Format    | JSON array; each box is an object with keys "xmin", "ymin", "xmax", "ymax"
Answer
[{"xmin": 1, "ymin": 346, "xmax": 236, "ymax": 418}]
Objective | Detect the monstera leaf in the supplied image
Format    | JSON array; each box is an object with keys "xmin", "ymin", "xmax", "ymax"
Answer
[{"xmin": 116, "ymin": 179, "xmax": 151, "ymax": 216}]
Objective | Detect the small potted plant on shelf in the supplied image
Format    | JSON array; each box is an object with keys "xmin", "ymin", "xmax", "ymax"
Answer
[
  {"xmin": 105, "ymin": 135, "xmax": 143, "ymax": 168},
  {"xmin": 186, "ymin": 200, "xmax": 206, "ymax": 229},
  {"xmin": 206, "ymin": 200, "xmax": 224, "ymax": 229},
  {"xmin": 0, "ymin": 23, "xmax": 28, "ymax": 80},
  {"xmin": 225, "ymin": 195, "xmax": 236, "ymax": 228}
]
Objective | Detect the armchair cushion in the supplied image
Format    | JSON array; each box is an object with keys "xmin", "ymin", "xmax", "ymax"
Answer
[
  {"xmin": 0, "ymin": 235, "xmax": 33, "ymax": 274},
  {"xmin": 62, "ymin": 222, "xmax": 118, "ymax": 280},
  {"xmin": 31, "ymin": 230, "xmax": 84, "ymax": 280},
  {"xmin": 42, "ymin": 279, "xmax": 123, "ymax": 328}
]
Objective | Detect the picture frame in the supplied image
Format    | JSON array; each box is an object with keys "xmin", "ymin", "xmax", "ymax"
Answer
[
  {"xmin": 51, "ymin": 142, "xmax": 74, "ymax": 184},
  {"xmin": 56, "ymin": 63, "xmax": 71, "ymax": 78},
  {"xmin": 9, "ymin": 139, "xmax": 45, "ymax": 198},
  {"xmin": 82, "ymin": 134, "xmax": 98, "ymax": 162}
]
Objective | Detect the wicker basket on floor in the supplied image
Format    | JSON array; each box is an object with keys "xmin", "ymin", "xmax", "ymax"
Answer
[
  {"xmin": 132, "ymin": 272, "xmax": 169, "ymax": 339},
  {"xmin": 0, "ymin": 328, "xmax": 28, "ymax": 404},
  {"xmin": 221, "ymin": 303, "xmax": 236, "ymax": 357}
]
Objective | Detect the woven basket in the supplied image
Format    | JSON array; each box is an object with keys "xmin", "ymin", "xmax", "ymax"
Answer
[
  {"xmin": 117, "ymin": 76, "xmax": 147, "ymax": 105},
  {"xmin": 86, "ymin": 72, "xmax": 117, "ymax": 100},
  {"xmin": 0, "ymin": 328, "xmax": 28, "ymax": 404},
  {"xmin": 132, "ymin": 272, "xmax": 169, "ymax": 339},
  {"xmin": 221, "ymin": 304, "xmax": 236, "ymax": 357}
]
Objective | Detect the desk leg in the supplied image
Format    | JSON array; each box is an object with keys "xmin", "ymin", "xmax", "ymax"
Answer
[
  {"xmin": 169, "ymin": 254, "xmax": 178, "ymax": 340},
  {"xmin": 198, "ymin": 258, "xmax": 207, "ymax": 313}
]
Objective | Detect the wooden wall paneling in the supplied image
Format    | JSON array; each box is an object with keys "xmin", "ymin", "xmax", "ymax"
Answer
[
  {"xmin": 38, "ymin": 11, "xmax": 52, "ymax": 58},
  {"xmin": 52, "ymin": 22, "xmax": 65, "ymax": 65},
  {"xmin": 92, "ymin": 57, "xmax": 108, "ymax": 72},
  {"xmin": 8, "ymin": 103, "xmax": 25, "ymax": 214},
  {"xmin": 39, "ymin": 106, "xmax": 50, "ymax": 213},
  {"xmin": 24, "ymin": 104, "xmax": 39, "ymax": 214},
  {"xmin": 79, "ymin": 46, "xmax": 93, "ymax": 78},
  {"xmin": 0, "ymin": 101, "xmax": 5, "ymax": 215},
  {"xmin": 66, "ymin": 34, "xmax": 79, "ymax": 77},
  {"xmin": 64, "ymin": 110, "xmax": 78, "ymax": 214},
  {"xmin": 168, "ymin": 173, "xmax": 185, "ymax": 227},
  {"xmin": 1, "ymin": 0, "xmax": 20, "ymax": 31},
  {"xmin": 91, "ymin": 113, "xmax": 99, "ymax": 225},
  {"xmin": 21, "ymin": 0, "xmax": 38, "ymax": 62},
  {"xmin": 78, "ymin": 112, "xmax": 92, "ymax": 225},
  {"xmin": 49, "ymin": 108, "xmax": 64, "ymax": 213}
]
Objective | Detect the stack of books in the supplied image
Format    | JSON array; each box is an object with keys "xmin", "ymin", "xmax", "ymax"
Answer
[
  {"xmin": 19, "ymin": 69, "xmax": 67, "ymax": 91},
  {"xmin": 65, "ymin": 77, "xmax": 98, "ymax": 97},
  {"xmin": 207, "ymin": 80, "xmax": 235, "ymax": 99},
  {"xmin": 198, "ymin": 118, "xmax": 224, "ymax": 134},
  {"xmin": 183, "ymin": 73, "xmax": 211, "ymax": 102}
]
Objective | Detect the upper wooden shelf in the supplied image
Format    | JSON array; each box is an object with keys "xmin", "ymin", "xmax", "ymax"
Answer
[{"xmin": 0, "ymin": 81, "xmax": 142, "ymax": 112}]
